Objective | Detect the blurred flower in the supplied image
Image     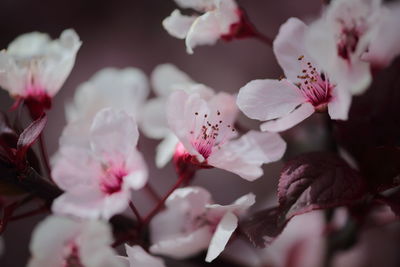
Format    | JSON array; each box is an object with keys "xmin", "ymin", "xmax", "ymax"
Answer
[
  {"xmin": 237, "ymin": 18, "xmax": 352, "ymax": 132},
  {"xmin": 28, "ymin": 215, "xmax": 123, "ymax": 267},
  {"xmin": 163, "ymin": 0, "xmax": 240, "ymax": 54},
  {"xmin": 60, "ymin": 67, "xmax": 148, "ymax": 147},
  {"xmin": 52, "ymin": 108, "xmax": 148, "ymax": 219},
  {"xmin": 120, "ymin": 245, "xmax": 166, "ymax": 267},
  {"xmin": 305, "ymin": 0, "xmax": 383, "ymax": 95},
  {"xmin": 149, "ymin": 186, "xmax": 255, "ymax": 262},
  {"xmin": 0, "ymin": 29, "xmax": 81, "ymax": 117},
  {"xmin": 168, "ymin": 90, "xmax": 286, "ymax": 180},
  {"xmin": 141, "ymin": 63, "xmax": 214, "ymax": 168}
]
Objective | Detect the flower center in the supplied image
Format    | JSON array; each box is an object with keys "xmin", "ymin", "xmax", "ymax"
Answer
[
  {"xmin": 190, "ymin": 111, "xmax": 235, "ymax": 159},
  {"xmin": 337, "ymin": 25, "xmax": 360, "ymax": 61},
  {"xmin": 296, "ymin": 56, "xmax": 334, "ymax": 110},
  {"xmin": 100, "ymin": 165, "xmax": 128, "ymax": 195},
  {"xmin": 62, "ymin": 242, "xmax": 83, "ymax": 267}
]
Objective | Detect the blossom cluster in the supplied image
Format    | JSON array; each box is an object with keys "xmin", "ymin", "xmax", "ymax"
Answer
[{"xmin": 0, "ymin": 0, "xmax": 400, "ymax": 266}]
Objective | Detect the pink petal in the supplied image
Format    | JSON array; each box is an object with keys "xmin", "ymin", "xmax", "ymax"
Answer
[
  {"xmin": 123, "ymin": 150, "xmax": 148, "ymax": 190},
  {"xmin": 141, "ymin": 98, "xmax": 169, "ymax": 139},
  {"xmin": 327, "ymin": 85, "xmax": 352, "ymax": 120},
  {"xmin": 205, "ymin": 212, "xmax": 238, "ymax": 262},
  {"xmin": 237, "ymin": 79, "xmax": 305, "ymax": 121},
  {"xmin": 207, "ymin": 193, "xmax": 255, "ymax": 220},
  {"xmin": 273, "ymin": 18, "xmax": 313, "ymax": 82},
  {"xmin": 260, "ymin": 102, "xmax": 314, "ymax": 132},
  {"xmin": 163, "ymin": 9, "xmax": 197, "ymax": 39},
  {"xmin": 155, "ymin": 134, "xmax": 179, "ymax": 168},
  {"xmin": 151, "ymin": 63, "xmax": 194, "ymax": 97},
  {"xmin": 208, "ymin": 131, "xmax": 286, "ymax": 181},
  {"xmin": 125, "ymin": 245, "xmax": 166, "ymax": 267}
]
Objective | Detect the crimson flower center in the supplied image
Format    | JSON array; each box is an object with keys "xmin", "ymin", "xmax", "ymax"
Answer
[
  {"xmin": 62, "ymin": 242, "xmax": 83, "ymax": 267},
  {"xmin": 100, "ymin": 166, "xmax": 128, "ymax": 195},
  {"xmin": 296, "ymin": 55, "xmax": 334, "ymax": 110}
]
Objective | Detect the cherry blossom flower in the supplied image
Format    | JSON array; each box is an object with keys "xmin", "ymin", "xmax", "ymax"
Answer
[
  {"xmin": 237, "ymin": 18, "xmax": 352, "ymax": 132},
  {"xmin": 168, "ymin": 88, "xmax": 286, "ymax": 181},
  {"xmin": 28, "ymin": 215, "xmax": 123, "ymax": 267},
  {"xmin": 52, "ymin": 108, "xmax": 148, "ymax": 219},
  {"xmin": 163, "ymin": 0, "xmax": 240, "ymax": 54},
  {"xmin": 305, "ymin": 0, "xmax": 385, "ymax": 95},
  {"xmin": 0, "ymin": 29, "xmax": 81, "ymax": 117},
  {"xmin": 60, "ymin": 67, "xmax": 149, "ymax": 147},
  {"xmin": 150, "ymin": 186, "xmax": 255, "ymax": 262},
  {"xmin": 119, "ymin": 245, "xmax": 166, "ymax": 267},
  {"xmin": 141, "ymin": 63, "xmax": 214, "ymax": 168}
]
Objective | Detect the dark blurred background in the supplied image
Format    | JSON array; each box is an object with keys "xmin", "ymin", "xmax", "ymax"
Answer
[{"xmin": 0, "ymin": 0, "xmax": 324, "ymax": 266}]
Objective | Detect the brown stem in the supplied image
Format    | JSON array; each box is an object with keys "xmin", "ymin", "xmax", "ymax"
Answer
[
  {"xmin": 144, "ymin": 184, "xmax": 161, "ymax": 203},
  {"xmin": 129, "ymin": 201, "xmax": 143, "ymax": 224}
]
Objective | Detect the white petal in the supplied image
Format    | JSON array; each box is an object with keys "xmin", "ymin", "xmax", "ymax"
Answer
[
  {"xmin": 125, "ymin": 245, "xmax": 166, "ymax": 267},
  {"xmin": 237, "ymin": 79, "xmax": 305, "ymax": 121},
  {"xmin": 7, "ymin": 32, "xmax": 51, "ymax": 56},
  {"xmin": 273, "ymin": 17, "xmax": 314, "ymax": 82},
  {"xmin": 66, "ymin": 67, "xmax": 149, "ymax": 123},
  {"xmin": 327, "ymin": 85, "xmax": 352, "ymax": 120},
  {"xmin": 260, "ymin": 102, "xmax": 314, "ymax": 132},
  {"xmin": 150, "ymin": 226, "xmax": 213, "ymax": 259},
  {"xmin": 207, "ymin": 193, "xmax": 255, "ymax": 220},
  {"xmin": 155, "ymin": 133, "xmax": 179, "ymax": 168},
  {"xmin": 90, "ymin": 108, "xmax": 139, "ymax": 160},
  {"xmin": 123, "ymin": 149, "xmax": 148, "ymax": 190},
  {"xmin": 208, "ymin": 131, "xmax": 286, "ymax": 181},
  {"xmin": 0, "ymin": 52, "xmax": 27, "ymax": 96},
  {"xmin": 205, "ymin": 212, "xmax": 238, "ymax": 262},
  {"xmin": 151, "ymin": 63, "xmax": 194, "ymax": 97},
  {"xmin": 140, "ymin": 98, "xmax": 169, "ymax": 139},
  {"xmin": 163, "ymin": 9, "xmax": 197, "ymax": 39}
]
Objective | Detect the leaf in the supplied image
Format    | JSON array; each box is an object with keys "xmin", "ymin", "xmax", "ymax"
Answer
[
  {"xmin": 242, "ymin": 152, "xmax": 366, "ymax": 248},
  {"xmin": 278, "ymin": 152, "xmax": 366, "ymax": 219},
  {"xmin": 335, "ymin": 56, "xmax": 400, "ymax": 192},
  {"xmin": 16, "ymin": 114, "xmax": 47, "ymax": 161}
]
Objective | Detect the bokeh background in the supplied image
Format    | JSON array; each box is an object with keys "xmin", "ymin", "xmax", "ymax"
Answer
[{"xmin": 0, "ymin": 0, "xmax": 332, "ymax": 266}]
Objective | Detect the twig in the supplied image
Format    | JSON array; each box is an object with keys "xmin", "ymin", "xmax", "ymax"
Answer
[{"xmin": 129, "ymin": 201, "xmax": 143, "ymax": 224}]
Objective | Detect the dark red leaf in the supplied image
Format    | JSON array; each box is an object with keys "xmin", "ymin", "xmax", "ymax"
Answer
[
  {"xmin": 278, "ymin": 152, "xmax": 366, "ymax": 219},
  {"xmin": 16, "ymin": 114, "xmax": 47, "ymax": 161},
  {"xmin": 242, "ymin": 152, "xmax": 366, "ymax": 248}
]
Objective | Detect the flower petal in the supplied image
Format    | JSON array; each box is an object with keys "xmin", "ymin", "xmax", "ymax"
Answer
[
  {"xmin": 207, "ymin": 193, "xmax": 255, "ymax": 220},
  {"xmin": 208, "ymin": 131, "xmax": 286, "ymax": 181},
  {"xmin": 163, "ymin": 9, "xmax": 197, "ymax": 39},
  {"xmin": 205, "ymin": 212, "xmax": 238, "ymax": 262},
  {"xmin": 151, "ymin": 63, "xmax": 194, "ymax": 97},
  {"xmin": 140, "ymin": 98, "xmax": 169, "ymax": 140},
  {"xmin": 260, "ymin": 102, "xmax": 314, "ymax": 132},
  {"xmin": 327, "ymin": 85, "xmax": 352, "ymax": 120},
  {"xmin": 174, "ymin": 0, "xmax": 215, "ymax": 11},
  {"xmin": 155, "ymin": 133, "xmax": 179, "ymax": 168},
  {"xmin": 125, "ymin": 245, "xmax": 166, "ymax": 267},
  {"xmin": 237, "ymin": 79, "xmax": 305, "ymax": 121}
]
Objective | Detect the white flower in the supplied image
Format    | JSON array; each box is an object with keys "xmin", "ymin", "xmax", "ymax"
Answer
[
  {"xmin": 0, "ymin": 29, "xmax": 81, "ymax": 108},
  {"xmin": 52, "ymin": 108, "xmax": 148, "ymax": 219},
  {"xmin": 141, "ymin": 63, "xmax": 214, "ymax": 168},
  {"xmin": 119, "ymin": 245, "xmax": 166, "ymax": 267},
  {"xmin": 167, "ymin": 90, "xmax": 286, "ymax": 181},
  {"xmin": 150, "ymin": 186, "xmax": 255, "ymax": 262},
  {"xmin": 163, "ymin": 0, "xmax": 240, "ymax": 54},
  {"xmin": 28, "ymin": 215, "xmax": 124, "ymax": 267}
]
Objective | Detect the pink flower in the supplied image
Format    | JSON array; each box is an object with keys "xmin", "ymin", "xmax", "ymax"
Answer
[
  {"xmin": 52, "ymin": 108, "xmax": 148, "ymax": 219},
  {"xmin": 0, "ymin": 29, "xmax": 81, "ymax": 117},
  {"xmin": 28, "ymin": 215, "xmax": 124, "ymax": 267},
  {"xmin": 167, "ymin": 90, "xmax": 286, "ymax": 181},
  {"xmin": 163, "ymin": 0, "xmax": 240, "ymax": 54},
  {"xmin": 141, "ymin": 63, "xmax": 214, "ymax": 168},
  {"xmin": 237, "ymin": 18, "xmax": 352, "ymax": 132},
  {"xmin": 149, "ymin": 186, "xmax": 255, "ymax": 262},
  {"xmin": 305, "ymin": 0, "xmax": 387, "ymax": 95},
  {"xmin": 119, "ymin": 245, "xmax": 166, "ymax": 267}
]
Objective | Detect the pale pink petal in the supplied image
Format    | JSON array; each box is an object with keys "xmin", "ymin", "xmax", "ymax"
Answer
[
  {"xmin": 150, "ymin": 226, "xmax": 213, "ymax": 259},
  {"xmin": 207, "ymin": 193, "xmax": 255, "ymax": 220},
  {"xmin": 205, "ymin": 212, "xmax": 238, "ymax": 262},
  {"xmin": 163, "ymin": 10, "xmax": 197, "ymax": 39},
  {"xmin": 155, "ymin": 133, "xmax": 179, "ymax": 168},
  {"xmin": 260, "ymin": 102, "xmax": 314, "ymax": 132},
  {"xmin": 90, "ymin": 108, "xmax": 139, "ymax": 160},
  {"xmin": 141, "ymin": 98, "xmax": 169, "ymax": 139},
  {"xmin": 125, "ymin": 245, "xmax": 166, "ymax": 267},
  {"xmin": 207, "ymin": 92, "xmax": 238, "ymax": 131},
  {"xmin": 66, "ymin": 67, "xmax": 149, "ymax": 123},
  {"xmin": 123, "ymin": 150, "xmax": 148, "ymax": 190},
  {"xmin": 362, "ymin": 4, "xmax": 400, "ymax": 67},
  {"xmin": 327, "ymin": 85, "xmax": 352, "ymax": 120},
  {"xmin": 208, "ymin": 131, "xmax": 286, "ymax": 181},
  {"xmin": 237, "ymin": 79, "xmax": 305, "ymax": 121},
  {"xmin": 185, "ymin": 1, "xmax": 238, "ymax": 54},
  {"xmin": 58, "ymin": 119, "xmax": 91, "ymax": 148},
  {"xmin": 273, "ymin": 17, "xmax": 314, "ymax": 82},
  {"xmin": 151, "ymin": 63, "xmax": 194, "ymax": 97},
  {"xmin": 0, "ymin": 52, "xmax": 26, "ymax": 96}
]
